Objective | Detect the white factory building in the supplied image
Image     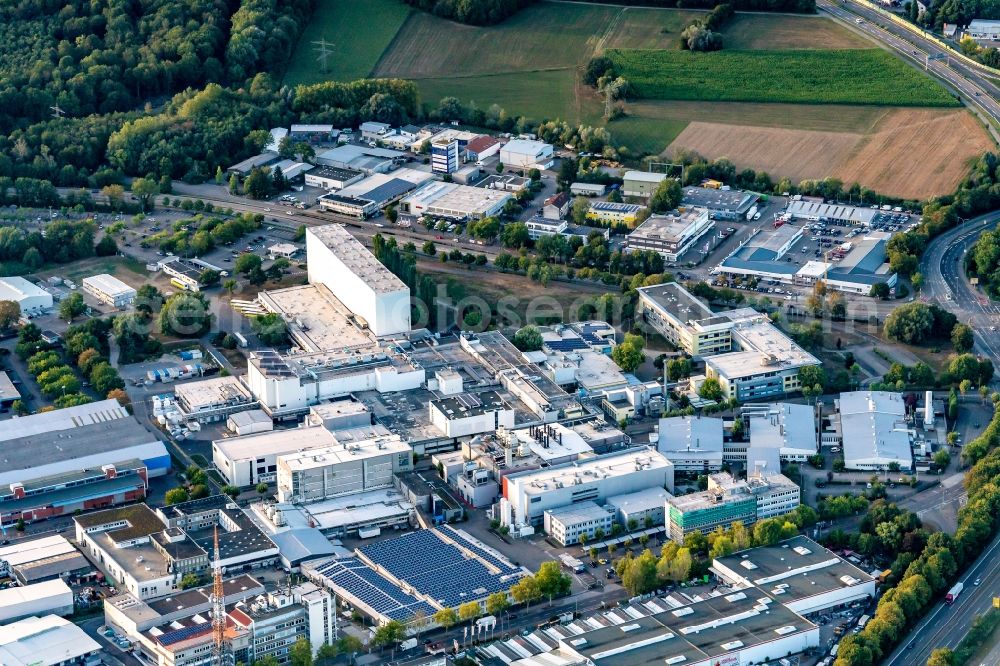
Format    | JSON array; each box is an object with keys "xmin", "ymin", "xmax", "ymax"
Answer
[
  {"xmin": 655, "ymin": 415, "xmax": 724, "ymax": 471},
  {"xmin": 0, "ymin": 276, "xmax": 52, "ymax": 314},
  {"xmin": 82, "ymin": 273, "xmax": 136, "ymax": 307},
  {"xmin": 742, "ymin": 402, "xmax": 818, "ymax": 465},
  {"xmin": 306, "ymin": 224, "xmax": 410, "ymax": 337},
  {"xmin": 543, "ymin": 501, "xmax": 615, "ymax": 547},
  {"xmin": 429, "ymin": 390, "xmax": 516, "ymax": 438},
  {"xmin": 712, "ymin": 535, "xmax": 878, "ymax": 616},
  {"xmin": 399, "ymin": 181, "xmax": 511, "ymax": 221},
  {"xmin": 0, "ymin": 615, "xmax": 102, "ymax": 666},
  {"xmin": 499, "ymin": 139, "xmax": 554, "ymax": 169},
  {"xmin": 835, "ymin": 391, "xmax": 914, "ymax": 471},
  {"xmin": 500, "ymin": 448, "xmax": 674, "ymax": 529},
  {"xmin": 276, "ymin": 431, "xmax": 413, "ymax": 504},
  {"xmin": 0, "ymin": 579, "xmax": 74, "ymax": 624}
]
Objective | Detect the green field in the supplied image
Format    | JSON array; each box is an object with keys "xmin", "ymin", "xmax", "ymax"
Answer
[
  {"xmin": 284, "ymin": 0, "xmax": 412, "ymax": 85},
  {"xmin": 608, "ymin": 49, "xmax": 960, "ymax": 107},
  {"xmin": 721, "ymin": 14, "xmax": 873, "ymax": 49}
]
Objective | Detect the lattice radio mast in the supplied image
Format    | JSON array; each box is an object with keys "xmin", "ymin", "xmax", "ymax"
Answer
[{"xmin": 211, "ymin": 526, "xmax": 233, "ymax": 666}]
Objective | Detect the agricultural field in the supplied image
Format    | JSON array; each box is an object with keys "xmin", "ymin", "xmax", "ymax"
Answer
[
  {"xmin": 665, "ymin": 108, "xmax": 992, "ymax": 198},
  {"xmin": 721, "ymin": 14, "xmax": 872, "ymax": 49},
  {"xmin": 607, "ymin": 49, "xmax": 960, "ymax": 106},
  {"xmin": 284, "ymin": 0, "xmax": 412, "ymax": 85}
]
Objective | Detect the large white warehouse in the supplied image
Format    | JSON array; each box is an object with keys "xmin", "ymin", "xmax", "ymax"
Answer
[
  {"xmin": 305, "ymin": 225, "xmax": 410, "ymax": 337},
  {"xmin": 500, "ymin": 139, "xmax": 554, "ymax": 169},
  {"xmin": 0, "ymin": 277, "xmax": 52, "ymax": 314}
]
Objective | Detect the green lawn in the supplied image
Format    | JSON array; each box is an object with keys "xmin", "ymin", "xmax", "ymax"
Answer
[
  {"xmin": 284, "ymin": 0, "xmax": 412, "ymax": 85},
  {"xmin": 608, "ymin": 49, "xmax": 960, "ymax": 107}
]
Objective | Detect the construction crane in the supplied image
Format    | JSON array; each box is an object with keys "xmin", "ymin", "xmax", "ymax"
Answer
[{"xmin": 211, "ymin": 526, "xmax": 232, "ymax": 666}]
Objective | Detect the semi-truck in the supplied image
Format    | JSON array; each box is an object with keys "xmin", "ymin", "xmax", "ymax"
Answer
[
  {"xmin": 946, "ymin": 582, "xmax": 964, "ymax": 604},
  {"xmin": 745, "ymin": 205, "xmax": 758, "ymax": 221}
]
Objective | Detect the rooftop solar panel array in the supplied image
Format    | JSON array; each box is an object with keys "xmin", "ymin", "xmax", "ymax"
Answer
[
  {"xmin": 440, "ymin": 525, "xmax": 520, "ymax": 573},
  {"xmin": 314, "ymin": 557, "xmax": 434, "ymax": 621},
  {"xmin": 576, "ymin": 324, "xmax": 606, "ymax": 346},
  {"xmin": 360, "ymin": 528, "xmax": 524, "ymax": 608},
  {"xmin": 544, "ymin": 338, "xmax": 589, "ymax": 353},
  {"xmin": 158, "ymin": 623, "xmax": 212, "ymax": 646}
]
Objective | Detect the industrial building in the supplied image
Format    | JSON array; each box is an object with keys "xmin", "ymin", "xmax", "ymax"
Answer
[
  {"xmin": 315, "ymin": 143, "xmax": 402, "ymax": 173},
  {"xmin": 666, "ymin": 471, "xmax": 799, "ymax": 541},
  {"xmin": 303, "ymin": 166, "xmax": 365, "ymax": 190},
  {"xmin": 834, "ymin": 391, "xmax": 914, "ymax": 471},
  {"xmin": 712, "ymin": 536, "xmax": 877, "ymax": 615},
  {"xmin": 106, "ymin": 576, "xmax": 335, "ymax": 666},
  {"xmin": 429, "ymin": 390, "xmax": 515, "ymax": 438},
  {"xmin": 82, "ymin": 273, "xmax": 136, "ymax": 308},
  {"xmin": 703, "ymin": 308, "xmax": 820, "ymax": 402},
  {"xmin": 289, "ymin": 123, "xmax": 337, "ymax": 144},
  {"xmin": 316, "ymin": 169, "xmax": 432, "ymax": 218},
  {"xmin": 636, "ymin": 282, "xmax": 733, "ymax": 358},
  {"xmin": 586, "ymin": 201, "xmax": 645, "ymax": 226},
  {"xmin": 0, "ymin": 535, "xmax": 92, "ymax": 586},
  {"xmin": 465, "ymin": 135, "xmax": 501, "ymax": 162},
  {"xmin": 476, "ymin": 584, "xmax": 818, "ymax": 666},
  {"xmin": 431, "ymin": 136, "xmax": 459, "ymax": 174},
  {"xmin": 226, "ymin": 152, "xmax": 279, "ymax": 178},
  {"xmin": 656, "ymin": 415, "xmax": 724, "ymax": 471},
  {"xmin": 173, "ymin": 375, "xmax": 256, "ymax": 423},
  {"xmin": 76, "ymin": 498, "xmax": 278, "ymax": 600},
  {"xmin": 741, "ymin": 402, "xmax": 818, "ymax": 464},
  {"xmin": 569, "ymin": 182, "xmax": 606, "ymax": 197},
  {"xmin": 968, "ymin": 18, "xmax": 1000, "ymax": 41},
  {"xmin": 0, "ymin": 579, "xmax": 74, "ymax": 624},
  {"xmin": 227, "ymin": 409, "xmax": 273, "ymax": 436},
  {"xmin": 0, "ymin": 370, "xmax": 20, "ymax": 408},
  {"xmin": 158, "ymin": 256, "xmax": 207, "ymax": 292},
  {"xmin": 275, "ymin": 430, "xmax": 413, "ymax": 504},
  {"xmin": 0, "ymin": 276, "xmax": 52, "ymax": 314},
  {"xmin": 360, "ymin": 121, "xmax": 392, "ymax": 141},
  {"xmin": 626, "ymin": 207, "xmax": 714, "ymax": 262},
  {"xmin": 499, "ymin": 139, "xmax": 553, "ymax": 169},
  {"xmin": 623, "ymin": 170, "xmax": 669, "ymax": 197},
  {"xmin": 399, "ymin": 181, "xmax": 511, "ymax": 221},
  {"xmin": 0, "ymin": 399, "xmax": 169, "ymax": 527},
  {"xmin": 605, "ymin": 487, "xmax": 670, "ymax": 529},
  {"xmin": 525, "ymin": 216, "xmax": 608, "ymax": 242},
  {"xmin": 715, "ymin": 224, "xmax": 805, "ymax": 282},
  {"xmin": 306, "ymin": 224, "xmax": 410, "ymax": 337},
  {"xmin": 681, "ymin": 186, "xmax": 759, "ymax": 220},
  {"xmin": 0, "ymin": 615, "xmax": 102, "ymax": 666},
  {"xmin": 543, "ymin": 501, "xmax": 614, "ymax": 547},
  {"xmin": 500, "ymin": 448, "xmax": 674, "ymax": 529},
  {"xmin": 786, "ymin": 200, "xmax": 881, "ymax": 226}
]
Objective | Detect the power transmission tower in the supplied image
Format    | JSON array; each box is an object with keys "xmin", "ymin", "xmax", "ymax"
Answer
[
  {"xmin": 211, "ymin": 526, "xmax": 233, "ymax": 666},
  {"xmin": 313, "ymin": 38, "xmax": 334, "ymax": 74},
  {"xmin": 50, "ymin": 105, "xmax": 65, "ymax": 119}
]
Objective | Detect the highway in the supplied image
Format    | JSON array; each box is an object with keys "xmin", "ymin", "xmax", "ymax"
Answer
[
  {"xmin": 884, "ymin": 528, "xmax": 1000, "ymax": 665},
  {"xmin": 818, "ymin": 0, "xmax": 1000, "ymax": 133}
]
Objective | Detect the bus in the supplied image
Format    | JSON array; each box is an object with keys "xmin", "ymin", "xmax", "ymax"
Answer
[{"xmin": 169, "ymin": 278, "xmax": 190, "ymax": 291}]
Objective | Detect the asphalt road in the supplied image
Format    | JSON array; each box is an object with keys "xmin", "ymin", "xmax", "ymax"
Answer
[
  {"xmin": 885, "ymin": 528, "xmax": 1000, "ymax": 664},
  {"xmin": 819, "ymin": 0, "xmax": 1000, "ymax": 135}
]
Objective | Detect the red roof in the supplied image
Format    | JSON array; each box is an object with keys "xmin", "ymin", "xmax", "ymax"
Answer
[
  {"xmin": 466, "ymin": 136, "xmax": 499, "ymax": 153},
  {"xmin": 545, "ymin": 192, "xmax": 568, "ymax": 207}
]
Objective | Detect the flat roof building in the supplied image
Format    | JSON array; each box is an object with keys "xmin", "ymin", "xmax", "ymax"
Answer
[
  {"xmin": 0, "ymin": 535, "xmax": 91, "ymax": 586},
  {"xmin": 0, "ymin": 615, "xmax": 101, "ymax": 666},
  {"xmin": 741, "ymin": 402, "xmax": 817, "ymax": 464},
  {"xmin": 82, "ymin": 273, "xmax": 136, "ymax": 308},
  {"xmin": 717, "ymin": 224, "xmax": 805, "ymax": 280},
  {"xmin": 500, "ymin": 139, "xmax": 553, "ymax": 169},
  {"xmin": 623, "ymin": 170, "xmax": 668, "ymax": 198},
  {"xmin": 712, "ymin": 535, "xmax": 877, "ymax": 615},
  {"xmin": 501, "ymin": 448, "xmax": 674, "ymax": 528},
  {"xmin": 315, "ymin": 143, "xmax": 402, "ymax": 173},
  {"xmin": 0, "ymin": 369, "xmax": 20, "ymax": 407},
  {"xmin": 0, "ymin": 579, "xmax": 74, "ymax": 624},
  {"xmin": 786, "ymin": 200, "xmax": 879, "ymax": 225},
  {"xmin": 429, "ymin": 390, "xmax": 515, "ymax": 438},
  {"xmin": 306, "ymin": 224, "xmax": 410, "ymax": 337},
  {"xmin": 174, "ymin": 375, "xmax": 255, "ymax": 423},
  {"xmin": 543, "ymin": 501, "xmax": 614, "ymax": 547},
  {"xmin": 400, "ymin": 181, "xmax": 511, "ymax": 220},
  {"xmin": 636, "ymin": 281, "xmax": 733, "ymax": 358},
  {"xmin": 304, "ymin": 166, "xmax": 365, "ymax": 191},
  {"xmin": 626, "ymin": 207, "xmax": 714, "ymax": 262},
  {"xmin": 656, "ymin": 415, "xmax": 724, "ymax": 471},
  {"xmin": 586, "ymin": 201, "xmax": 645, "ymax": 226},
  {"xmin": 836, "ymin": 391, "xmax": 913, "ymax": 471},
  {"xmin": 0, "ymin": 276, "xmax": 52, "ymax": 313},
  {"xmin": 605, "ymin": 486, "xmax": 670, "ymax": 529},
  {"xmin": 681, "ymin": 186, "xmax": 759, "ymax": 219}
]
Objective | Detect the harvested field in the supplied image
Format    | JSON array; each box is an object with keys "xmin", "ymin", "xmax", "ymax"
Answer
[
  {"xmin": 722, "ymin": 14, "xmax": 872, "ymax": 49},
  {"xmin": 601, "ymin": 7, "xmax": 706, "ymax": 50},
  {"xmin": 665, "ymin": 108, "xmax": 994, "ymax": 198},
  {"xmin": 833, "ymin": 109, "xmax": 995, "ymax": 198}
]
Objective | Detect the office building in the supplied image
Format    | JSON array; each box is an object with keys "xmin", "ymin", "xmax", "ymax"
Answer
[
  {"xmin": 158, "ymin": 256, "xmax": 207, "ymax": 292},
  {"xmin": 429, "ymin": 390, "xmax": 515, "ymax": 438},
  {"xmin": 712, "ymin": 535, "xmax": 877, "ymax": 615},
  {"xmin": 835, "ymin": 391, "xmax": 914, "ymax": 471},
  {"xmin": 0, "ymin": 276, "xmax": 52, "ymax": 314},
  {"xmin": 500, "ymin": 449, "xmax": 674, "ymax": 529},
  {"xmin": 681, "ymin": 186, "xmax": 759, "ymax": 220},
  {"xmin": 543, "ymin": 501, "xmax": 614, "ymax": 547},
  {"xmin": 586, "ymin": 201, "xmax": 645, "ymax": 226},
  {"xmin": 306, "ymin": 224, "xmax": 410, "ymax": 337},
  {"xmin": 82, "ymin": 273, "xmax": 136, "ymax": 307},
  {"xmin": 636, "ymin": 282, "xmax": 733, "ymax": 357},
  {"xmin": 0, "ymin": 400, "xmax": 169, "ymax": 527},
  {"xmin": 666, "ymin": 472, "xmax": 799, "ymax": 541},
  {"xmin": 656, "ymin": 415, "xmax": 724, "ymax": 471},
  {"xmin": 431, "ymin": 136, "xmax": 459, "ymax": 174},
  {"xmin": 0, "ymin": 615, "xmax": 101, "ymax": 666},
  {"xmin": 623, "ymin": 170, "xmax": 669, "ymax": 198},
  {"xmin": 605, "ymin": 487, "xmax": 670, "ymax": 529},
  {"xmin": 626, "ymin": 207, "xmax": 714, "ymax": 262}
]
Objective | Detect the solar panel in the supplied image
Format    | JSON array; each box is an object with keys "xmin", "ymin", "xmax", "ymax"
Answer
[{"xmin": 159, "ymin": 623, "xmax": 212, "ymax": 646}]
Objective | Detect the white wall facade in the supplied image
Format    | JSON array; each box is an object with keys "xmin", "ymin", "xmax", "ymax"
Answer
[
  {"xmin": 305, "ymin": 229, "xmax": 410, "ymax": 337},
  {"xmin": 429, "ymin": 404, "xmax": 515, "ymax": 438}
]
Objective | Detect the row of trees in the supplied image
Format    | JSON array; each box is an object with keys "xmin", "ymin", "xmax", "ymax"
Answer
[{"xmin": 401, "ymin": 0, "xmax": 537, "ymax": 24}]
